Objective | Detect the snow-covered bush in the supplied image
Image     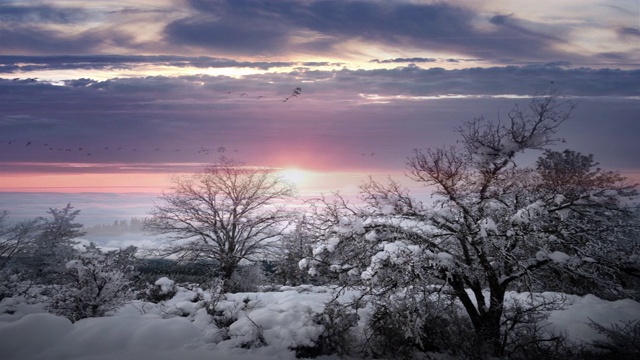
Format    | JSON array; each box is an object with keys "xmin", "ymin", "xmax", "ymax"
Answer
[
  {"xmin": 498, "ymin": 294, "xmax": 572, "ymax": 359},
  {"xmin": 294, "ymin": 300, "xmax": 359, "ymax": 358},
  {"xmin": 588, "ymin": 319, "xmax": 640, "ymax": 359},
  {"xmin": 227, "ymin": 263, "xmax": 267, "ymax": 293},
  {"xmin": 365, "ymin": 290, "xmax": 473, "ymax": 359},
  {"xmin": 143, "ymin": 277, "xmax": 178, "ymax": 303},
  {"xmin": 271, "ymin": 216, "xmax": 317, "ymax": 286},
  {"xmin": 47, "ymin": 243, "xmax": 137, "ymax": 322}
]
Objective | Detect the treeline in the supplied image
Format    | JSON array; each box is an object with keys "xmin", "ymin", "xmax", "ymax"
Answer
[{"xmin": 85, "ymin": 217, "xmax": 146, "ymax": 235}]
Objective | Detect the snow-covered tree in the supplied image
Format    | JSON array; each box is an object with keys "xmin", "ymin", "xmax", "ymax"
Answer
[
  {"xmin": 28, "ymin": 204, "xmax": 85, "ymax": 284},
  {"xmin": 1, "ymin": 204, "xmax": 85, "ymax": 287},
  {"xmin": 47, "ymin": 243, "xmax": 137, "ymax": 322},
  {"xmin": 0, "ymin": 211, "xmax": 40, "ymax": 270},
  {"xmin": 303, "ymin": 93, "xmax": 639, "ymax": 356},
  {"xmin": 0, "ymin": 211, "xmax": 41, "ymax": 299},
  {"xmin": 272, "ymin": 215, "xmax": 316, "ymax": 286},
  {"xmin": 144, "ymin": 157, "xmax": 296, "ymax": 292}
]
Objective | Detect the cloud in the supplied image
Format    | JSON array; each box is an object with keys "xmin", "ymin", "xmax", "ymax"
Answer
[
  {"xmin": 0, "ymin": 26, "xmax": 128, "ymax": 55},
  {"xmin": 370, "ymin": 57, "xmax": 481, "ymax": 64},
  {"xmin": 0, "ymin": 55, "xmax": 340, "ymax": 73},
  {"xmin": 165, "ymin": 17, "xmax": 292, "ymax": 55},
  {"xmin": 0, "ymin": 4, "xmax": 90, "ymax": 23},
  {"xmin": 0, "ymin": 2, "xmax": 171, "ymax": 55},
  {"xmin": 163, "ymin": 0, "xmax": 580, "ymax": 61},
  {"xmin": 617, "ymin": 26, "xmax": 640, "ymax": 39},
  {"xmin": 370, "ymin": 57, "xmax": 438, "ymax": 64},
  {"xmin": 0, "ymin": 0, "xmax": 634, "ymax": 66},
  {"xmin": 1, "ymin": 65, "xmax": 639, "ymax": 174}
]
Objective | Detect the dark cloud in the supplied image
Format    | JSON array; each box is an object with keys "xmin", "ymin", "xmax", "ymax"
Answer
[
  {"xmin": 0, "ymin": 3, "xmax": 117, "ymax": 54},
  {"xmin": 371, "ymin": 57, "xmax": 438, "ymax": 64},
  {"xmin": 617, "ymin": 26, "xmax": 640, "ymax": 39},
  {"xmin": 165, "ymin": 16, "xmax": 291, "ymax": 55},
  {"xmin": 0, "ymin": 26, "xmax": 136, "ymax": 55},
  {"xmin": 317, "ymin": 65, "xmax": 640, "ymax": 98},
  {"xmin": 370, "ymin": 57, "xmax": 482, "ymax": 64},
  {"xmin": 0, "ymin": 55, "xmax": 334, "ymax": 73},
  {"xmin": 0, "ymin": 3, "xmax": 168, "ymax": 55},
  {"xmin": 164, "ymin": 0, "xmax": 577, "ymax": 62},
  {"xmin": 0, "ymin": 4, "xmax": 89, "ymax": 23},
  {"xmin": 0, "ymin": 0, "xmax": 630, "ymax": 66}
]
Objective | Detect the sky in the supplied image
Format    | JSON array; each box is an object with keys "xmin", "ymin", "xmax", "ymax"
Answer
[{"xmin": 0, "ymin": 0, "xmax": 639, "ymax": 218}]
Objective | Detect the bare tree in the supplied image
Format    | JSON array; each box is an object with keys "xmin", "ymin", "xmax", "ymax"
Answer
[{"xmin": 144, "ymin": 157, "xmax": 297, "ymax": 291}]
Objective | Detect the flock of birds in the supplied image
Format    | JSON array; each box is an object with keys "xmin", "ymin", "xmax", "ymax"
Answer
[
  {"xmin": 223, "ymin": 87, "xmax": 302, "ymax": 102},
  {"xmin": 2, "ymin": 88, "xmax": 307, "ymax": 158},
  {"xmin": 0, "ymin": 140, "xmax": 236, "ymax": 157},
  {"xmin": 2, "ymin": 86, "xmax": 375, "ymax": 159}
]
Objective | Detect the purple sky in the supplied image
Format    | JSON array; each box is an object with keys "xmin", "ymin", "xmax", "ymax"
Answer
[{"xmin": 1, "ymin": 0, "xmax": 639, "ymax": 194}]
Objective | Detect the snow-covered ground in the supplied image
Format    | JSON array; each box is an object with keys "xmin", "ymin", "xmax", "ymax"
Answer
[{"xmin": 1, "ymin": 284, "xmax": 639, "ymax": 360}]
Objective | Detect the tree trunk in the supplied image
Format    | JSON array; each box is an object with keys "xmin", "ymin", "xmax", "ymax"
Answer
[
  {"xmin": 478, "ymin": 286, "xmax": 506, "ymax": 356},
  {"xmin": 219, "ymin": 262, "xmax": 236, "ymax": 293},
  {"xmin": 477, "ymin": 308, "xmax": 503, "ymax": 356},
  {"xmin": 451, "ymin": 276, "xmax": 506, "ymax": 356}
]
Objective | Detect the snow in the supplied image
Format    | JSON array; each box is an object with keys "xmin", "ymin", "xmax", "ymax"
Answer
[
  {"xmin": 1, "ymin": 286, "xmax": 639, "ymax": 359},
  {"xmin": 511, "ymin": 200, "xmax": 547, "ymax": 225},
  {"xmin": 536, "ymin": 250, "xmax": 575, "ymax": 264},
  {"xmin": 335, "ymin": 217, "xmax": 364, "ymax": 235},
  {"xmin": 364, "ymin": 230, "xmax": 377, "ymax": 241},
  {"xmin": 325, "ymin": 237, "xmax": 340, "ymax": 252},
  {"xmin": 155, "ymin": 277, "xmax": 176, "ymax": 294},
  {"xmin": 380, "ymin": 204, "xmax": 395, "ymax": 215},
  {"xmin": 545, "ymin": 294, "xmax": 640, "ymax": 343},
  {"xmin": 478, "ymin": 218, "xmax": 497, "ymax": 238},
  {"xmin": 548, "ymin": 251, "xmax": 571, "ymax": 263},
  {"xmin": 0, "ymin": 286, "xmax": 346, "ymax": 360}
]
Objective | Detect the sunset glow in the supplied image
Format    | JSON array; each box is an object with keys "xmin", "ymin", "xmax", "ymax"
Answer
[
  {"xmin": 0, "ymin": 0, "xmax": 638, "ymax": 206},
  {"xmin": 278, "ymin": 168, "xmax": 308, "ymax": 188}
]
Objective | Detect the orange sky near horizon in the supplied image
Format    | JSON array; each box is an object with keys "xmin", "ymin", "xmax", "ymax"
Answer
[
  {"xmin": 0, "ymin": 169, "xmax": 414, "ymax": 195},
  {"xmin": 0, "ymin": 173, "xmax": 172, "ymax": 193}
]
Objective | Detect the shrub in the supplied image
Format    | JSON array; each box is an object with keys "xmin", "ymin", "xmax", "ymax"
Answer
[
  {"xmin": 226, "ymin": 263, "xmax": 266, "ymax": 293},
  {"xmin": 47, "ymin": 243, "xmax": 136, "ymax": 322},
  {"xmin": 143, "ymin": 277, "xmax": 178, "ymax": 303},
  {"xmin": 294, "ymin": 300, "xmax": 359, "ymax": 358},
  {"xmin": 588, "ymin": 319, "xmax": 640, "ymax": 360}
]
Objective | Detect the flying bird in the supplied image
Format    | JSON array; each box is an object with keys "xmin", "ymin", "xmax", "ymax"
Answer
[{"xmin": 283, "ymin": 87, "xmax": 302, "ymax": 102}]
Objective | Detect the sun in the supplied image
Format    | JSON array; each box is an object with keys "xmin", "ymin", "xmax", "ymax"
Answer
[{"xmin": 279, "ymin": 168, "xmax": 307, "ymax": 186}]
